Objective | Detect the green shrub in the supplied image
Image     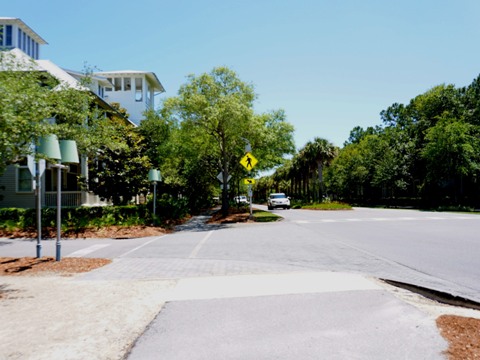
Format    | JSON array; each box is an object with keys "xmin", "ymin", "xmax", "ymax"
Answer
[
  {"xmin": 252, "ymin": 210, "xmax": 282, "ymax": 222},
  {"xmin": 0, "ymin": 204, "xmax": 164, "ymax": 231},
  {"xmin": 154, "ymin": 195, "xmax": 190, "ymax": 221},
  {"xmin": 0, "ymin": 197, "xmax": 194, "ymax": 232},
  {"xmin": 300, "ymin": 201, "xmax": 352, "ymax": 210},
  {"xmin": 432, "ymin": 205, "xmax": 477, "ymax": 213}
]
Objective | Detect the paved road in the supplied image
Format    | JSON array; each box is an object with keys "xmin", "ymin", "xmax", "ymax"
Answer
[
  {"xmin": 4, "ymin": 207, "xmax": 478, "ymax": 359},
  {"xmin": 2, "ymin": 207, "xmax": 479, "ymax": 301},
  {"xmin": 259, "ymin": 206, "xmax": 480, "ymax": 302}
]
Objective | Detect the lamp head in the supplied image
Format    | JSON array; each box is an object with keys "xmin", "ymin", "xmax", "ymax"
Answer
[
  {"xmin": 59, "ymin": 140, "xmax": 79, "ymax": 164},
  {"xmin": 148, "ymin": 169, "xmax": 161, "ymax": 182},
  {"xmin": 38, "ymin": 135, "xmax": 62, "ymax": 160}
]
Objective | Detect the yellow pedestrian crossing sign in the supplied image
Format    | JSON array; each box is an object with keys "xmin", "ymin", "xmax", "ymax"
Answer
[
  {"xmin": 244, "ymin": 178, "xmax": 255, "ymax": 185},
  {"xmin": 240, "ymin": 152, "xmax": 258, "ymax": 171}
]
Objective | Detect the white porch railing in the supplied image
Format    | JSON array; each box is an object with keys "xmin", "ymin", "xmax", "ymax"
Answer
[{"xmin": 45, "ymin": 191, "xmax": 82, "ymax": 207}]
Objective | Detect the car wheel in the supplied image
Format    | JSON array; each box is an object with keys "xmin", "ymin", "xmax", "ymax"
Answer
[{"xmin": 268, "ymin": 206, "xmax": 273, "ymax": 210}]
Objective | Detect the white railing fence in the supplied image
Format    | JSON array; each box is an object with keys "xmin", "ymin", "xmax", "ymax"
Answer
[{"xmin": 45, "ymin": 191, "xmax": 82, "ymax": 207}]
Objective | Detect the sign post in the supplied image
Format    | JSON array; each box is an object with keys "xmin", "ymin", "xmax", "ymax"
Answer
[
  {"xmin": 240, "ymin": 152, "xmax": 258, "ymax": 218},
  {"xmin": 28, "ymin": 154, "xmax": 46, "ymax": 259}
]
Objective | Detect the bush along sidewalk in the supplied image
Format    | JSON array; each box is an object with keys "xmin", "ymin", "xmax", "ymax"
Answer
[{"xmin": 0, "ymin": 200, "xmax": 190, "ymax": 236}]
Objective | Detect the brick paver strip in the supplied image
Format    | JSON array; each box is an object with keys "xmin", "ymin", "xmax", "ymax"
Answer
[{"xmin": 79, "ymin": 258, "xmax": 308, "ymax": 281}]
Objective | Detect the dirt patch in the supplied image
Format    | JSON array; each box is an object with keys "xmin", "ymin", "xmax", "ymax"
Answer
[
  {"xmin": 66, "ymin": 225, "xmax": 168, "ymax": 239},
  {"xmin": 437, "ymin": 315, "xmax": 480, "ymax": 359},
  {"xmin": 0, "ymin": 257, "xmax": 111, "ymax": 277},
  {"xmin": 207, "ymin": 207, "xmax": 254, "ymax": 224}
]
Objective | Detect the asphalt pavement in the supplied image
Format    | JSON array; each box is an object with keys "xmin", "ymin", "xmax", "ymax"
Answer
[
  {"xmin": 4, "ymin": 208, "xmax": 480, "ymax": 359},
  {"xmin": 125, "ymin": 272, "xmax": 448, "ymax": 359}
]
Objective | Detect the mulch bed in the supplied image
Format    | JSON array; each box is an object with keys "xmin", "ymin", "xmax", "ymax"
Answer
[
  {"xmin": 0, "ymin": 225, "xmax": 168, "ymax": 239},
  {"xmin": 207, "ymin": 207, "xmax": 253, "ymax": 224},
  {"xmin": 437, "ymin": 315, "xmax": 480, "ymax": 359},
  {"xmin": 0, "ymin": 257, "xmax": 111, "ymax": 277}
]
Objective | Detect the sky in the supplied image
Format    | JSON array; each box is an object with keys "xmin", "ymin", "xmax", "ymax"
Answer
[{"xmin": 3, "ymin": 0, "xmax": 480, "ymax": 149}]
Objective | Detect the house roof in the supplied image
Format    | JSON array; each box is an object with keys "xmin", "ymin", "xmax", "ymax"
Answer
[
  {"xmin": 0, "ymin": 17, "xmax": 48, "ymax": 45},
  {"xmin": 1, "ymin": 49, "xmax": 136, "ymax": 127},
  {"xmin": 36, "ymin": 59, "xmax": 89, "ymax": 91},
  {"xmin": 63, "ymin": 68, "xmax": 113, "ymax": 88},
  {"xmin": 1, "ymin": 49, "xmax": 102, "ymax": 91},
  {"xmin": 94, "ymin": 70, "xmax": 165, "ymax": 93},
  {"xmin": 0, "ymin": 48, "xmax": 38, "ymax": 70}
]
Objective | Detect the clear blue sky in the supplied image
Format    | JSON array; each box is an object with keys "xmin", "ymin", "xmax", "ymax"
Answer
[{"xmin": 4, "ymin": 0, "xmax": 480, "ymax": 149}]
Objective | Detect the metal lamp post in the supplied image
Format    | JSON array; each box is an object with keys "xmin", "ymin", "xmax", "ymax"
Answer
[
  {"xmin": 36, "ymin": 135, "xmax": 62, "ymax": 258},
  {"xmin": 148, "ymin": 169, "xmax": 161, "ymax": 225},
  {"xmin": 51, "ymin": 139, "xmax": 79, "ymax": 261}
]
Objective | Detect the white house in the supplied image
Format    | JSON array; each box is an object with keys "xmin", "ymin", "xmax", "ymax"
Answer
[
  {"xmin": 0, "ymin": 18, "xmax": 165, "ymax": 208},
  {"xmin": 95, "ymin": 70, "xmax": 165, "ymax": 126},
  {"xmin": 0, "ymin": 17, "xmax": 46, "ymax": 59}
]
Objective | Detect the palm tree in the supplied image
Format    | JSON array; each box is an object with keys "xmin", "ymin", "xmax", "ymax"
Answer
[{"xmin": 301, "ymin": 137, "xmax": 338, "ymax": 201}]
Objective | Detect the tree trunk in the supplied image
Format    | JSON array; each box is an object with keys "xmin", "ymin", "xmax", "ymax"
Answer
[{"xmin": 317, "ymin": 161, "xmax": 324, "ymax": 201}]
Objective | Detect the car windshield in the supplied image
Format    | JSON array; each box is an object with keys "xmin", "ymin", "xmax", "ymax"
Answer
[{"xmin": 271, "ymin": 194, "xmax": 286, "ymax": 199}]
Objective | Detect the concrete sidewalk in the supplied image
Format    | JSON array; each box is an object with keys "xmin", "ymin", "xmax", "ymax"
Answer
[
  {"xmin": 2, "ymin": 261, "xmax": 479, "ymax": 359},
  {"xmin": 127, "ymin": 272, "xmax": 450, "ymax": 359}
]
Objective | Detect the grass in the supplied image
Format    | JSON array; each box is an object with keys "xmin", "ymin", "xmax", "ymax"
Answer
[
  {"xmin": 430, "ymin": 205, "xmax": 480, "ymax": 213},
  {"xmin": 252, "ymin": 210, "xmax": 282, "ymax": 222},
  {"xmin": 300, "ymin": 202, "xmax": 352, "ymax": 210}
]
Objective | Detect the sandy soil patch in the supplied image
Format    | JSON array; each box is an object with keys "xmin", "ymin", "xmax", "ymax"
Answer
[{"xmin": 0, "ymin": 272, "xmax": 174, "ymax": 359}]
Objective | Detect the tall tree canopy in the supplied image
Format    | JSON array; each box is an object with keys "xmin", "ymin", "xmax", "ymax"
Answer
[
  {"xmin": 159, "ymin": 67, "xmax": 295, "ymax": 214},
  {"xmin": 326, "ymin": 77, "xmax": 480, "ymax": 207}
]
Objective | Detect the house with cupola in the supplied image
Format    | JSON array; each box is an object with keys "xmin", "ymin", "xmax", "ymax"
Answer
[
  {"xmin": 0, "ymin": 17, "xmax": 46, "ymax": 59},
  {"xmin": 0, "ymin": 17, "xmax": 165, "ymax": 208},
  {"xmin": 96, "ymin": 70, "xmax": 165, "ymax": 126}
]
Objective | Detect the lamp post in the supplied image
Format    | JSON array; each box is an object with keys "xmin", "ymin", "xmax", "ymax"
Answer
[
  {"xmin": 241, "ymin": 137, "xmax": 252, "ymax": 153},
  {"xmin": 35, "ymin": 135, "xmax": 79, "ymax": 260},
  {"xmin": 51, "ymin": 140, "xmax": 79, "ymax": 261},
  {"xmin": 36, "ymin": 135, "xmax": 62, "ymax": 258},
  {"xmin": 148, "ymin": 169, "xmax": 161, "ymax": 225}
]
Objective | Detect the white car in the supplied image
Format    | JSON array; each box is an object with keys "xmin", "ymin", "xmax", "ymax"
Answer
[
  {"xmin": 234, "ymin": 195, "xmax": 248, "ymax": 204},
  {"xmin": 267, "ymin": 193, "xmax": 290, "ymax": 210}
]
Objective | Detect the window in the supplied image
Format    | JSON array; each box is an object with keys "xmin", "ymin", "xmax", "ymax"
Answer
[
  {"xmin": 0, "ymin": 25, "xmax": 3, "ymax": 46},
  {"xmin": 16, "ymin": 159, "xmax": 33, "ymax": 192},
  {"xmin": 22, "ymin": 32, "xmax": 26, "ymax": 52},
  {"xmin": 124, "ymin": 77, "xmax": 131, "ymax": 91},
  {"xmin": 5, "ymin": 25, "xmax": 12, "ymax": 46},
  {"xmin": 135, "ymin": 78, "xmax": 143, "ymax": 101},
  {"xmin": 45, "ymin": 164, "xmax": 80, "ymax": 192},
  {"xmin": 114, "ymin": 77, "xmax": 121, "ymax": 91},
  {"xmin": 105, "ymin": 77, "xmax": 112, "ymax": 91},
  {"xmin": 18, "ymin": 28, "xmax": 21, "ymax": 49},
  {"xmin": 146, "ymin": 87, "xmax": 151, "ymax": 105}
]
